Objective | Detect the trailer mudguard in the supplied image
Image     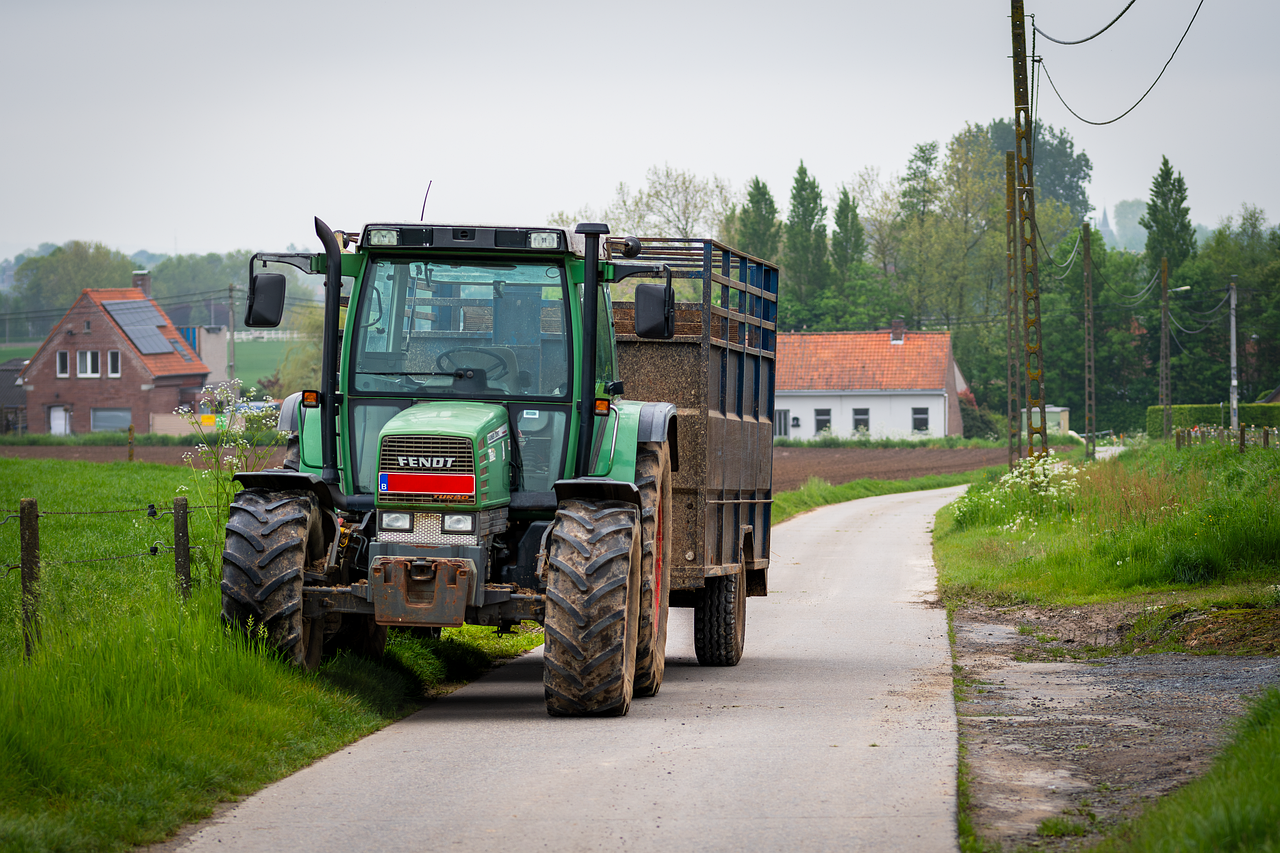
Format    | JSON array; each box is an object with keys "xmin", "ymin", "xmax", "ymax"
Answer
[{"xmin": 636, "ymin": 401, "xmax": 679, "ymax": 472}]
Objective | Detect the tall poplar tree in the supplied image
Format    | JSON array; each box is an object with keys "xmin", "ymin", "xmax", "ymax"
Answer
[
  {"xmin": 781, "ymin": 161, "xmax": 831, "ymax": 330},
  {"xmin": 831, "ymin": 186, "xmax": 868, "ymax": 285},
  {"xmin": 736, "ymin": 177, "xmax": 781, "ymax": 262},
  {"xmin": 1139, "ymin": 155, "xmax": 1196, "ymax": 274}
]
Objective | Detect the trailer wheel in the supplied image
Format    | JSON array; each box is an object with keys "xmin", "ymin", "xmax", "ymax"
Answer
[
  {"xmin": 694, "ymin": 566, "xmax": 746, "ymax": 666},
  {"xmin": 634, "ymin": 442, "xmax": 672, "ymax": 697},
  {"xmin": 221, "ymin": 489, "xmax": 325, "ymax": 668},
  {"xmin": 542, "ymin": 499, "xmax": 641, "ymax": 717}
]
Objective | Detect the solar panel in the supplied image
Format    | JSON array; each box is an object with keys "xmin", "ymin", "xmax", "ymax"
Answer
[{"xmin": 103, "ymin": 300, "xmax": 172, "ymax": 354}]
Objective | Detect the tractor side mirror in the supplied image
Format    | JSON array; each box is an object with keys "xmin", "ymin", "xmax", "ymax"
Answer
[
  {"xmin": 634, "ymin": 272, "xmax": 674, "ymax": 339},
  {"xmin": 245, "ymin": 273, "xmax": 286, "ymax": 328}
]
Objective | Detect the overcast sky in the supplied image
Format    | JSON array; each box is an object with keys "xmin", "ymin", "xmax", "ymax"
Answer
[{"xmin": 2, "ymin": 0, "xmax": 1272, "ymax": 263}]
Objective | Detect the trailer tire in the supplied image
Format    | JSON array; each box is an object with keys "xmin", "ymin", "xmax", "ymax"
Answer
[
  {"xmin": 543, "ymin": 499, "xmax": 641, "ymax": 717},
  {"xmin": 633, "ymin": 442, "xmax": 672, "ymax": 697},
  {"xmin": 221, "ymin": 489, "xmax": 325, "ymax": 668},
  {"xmin": 693, "ymin": 567, "xmax": 746, "ymax": 666}
]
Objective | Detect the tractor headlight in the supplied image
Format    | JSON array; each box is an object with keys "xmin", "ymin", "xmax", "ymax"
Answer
[
  {"xmin": 442, "ymin": 513, "xmax": 476, "ymax": 533},
  {"xmin": 380, "ymin": 511, "xmax": 413, "ymax": 531},
  {"xmin": 367, "ymin": 228, "xmax": 399, "ymax": 246},
  {"xmin": 528, "ymin": 231, "xmax": 561, "ymax": 250}
]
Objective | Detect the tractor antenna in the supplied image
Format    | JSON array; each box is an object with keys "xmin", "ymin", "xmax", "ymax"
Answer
[{"xmin": 420, "ymin": 181, "xmax": 432, "ymax": 221}]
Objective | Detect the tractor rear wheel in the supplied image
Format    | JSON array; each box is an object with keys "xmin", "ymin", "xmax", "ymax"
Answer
[
  {"xmin": 221, "ymin": 489, "xmax": 325, "ymax": 668},
  {"xmin": 634, "ymin": 442, "xmax": 672, "ymax": 697},
  {"xmin": 542, "ymin": 499, "xmax": 641, "ymax": 717},
  {"xmin": 693, "ymin": 566, "xmax": 746, "ymax": 666}
]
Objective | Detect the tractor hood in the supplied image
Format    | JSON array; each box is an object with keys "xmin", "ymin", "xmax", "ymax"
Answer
[{"xmin": 375, "ymin": 401, "xmax": 512, "ymax": 510}]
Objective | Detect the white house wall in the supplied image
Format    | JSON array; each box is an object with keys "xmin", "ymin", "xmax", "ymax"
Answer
[{"xmin": 775, "ymin": 390, "xmax": 949, "ymax": 439}]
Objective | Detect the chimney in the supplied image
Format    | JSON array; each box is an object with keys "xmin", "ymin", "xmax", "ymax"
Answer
[
  {"xmin": 890, "ymin": 317, "xmax": 906, "ymax": 344},
  {"xmin": 132, "ymin": 270, "xmax": 152, "ymax": 297}
]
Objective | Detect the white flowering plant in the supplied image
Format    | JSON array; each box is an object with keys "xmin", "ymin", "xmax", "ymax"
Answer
[
  {"xmin": 174, "ymin": 379, "xmax": 283, "ymax": 531},
  {"xmin": 952, "ymin": 453, "xmax": 1082, "ymax": 531}
]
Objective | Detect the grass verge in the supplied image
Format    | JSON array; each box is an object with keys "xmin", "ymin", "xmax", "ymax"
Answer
[
  {"xmin": 0, "ymin": 458, "xmax": 541, "ymax": 853},
  {"xmin": 773, "ymin": 467, "xmax": 1005, "ymax": 525}
]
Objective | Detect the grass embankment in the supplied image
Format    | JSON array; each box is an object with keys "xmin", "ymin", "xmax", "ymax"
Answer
[
  {"xmin": 773, "ymin": 468, "xmax": 1006, "ymax": 525},
  {"xmin": 0, "ymin": 459, "xmax": 541, "ymax": 852},
  {"xmin": 774, "ymin": 432, "xmax": 1084, "ymax": 450},
  {"xmin": 233, "ymin": 339, "xmax": 291, "ymax": 388},
  {"xmin": 936, "ymin": 443, "xmax": 1280, "ymax": 852}
]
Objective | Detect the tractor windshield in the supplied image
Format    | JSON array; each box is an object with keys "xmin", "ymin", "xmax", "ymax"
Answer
[{"xmin": 351, "ymin": 258, "xmax": 570, "ymax": 399}]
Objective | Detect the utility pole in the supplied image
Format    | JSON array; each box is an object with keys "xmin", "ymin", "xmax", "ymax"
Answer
[
  {"xmin": 228, "ymin": 281, "xmax": 237, "ymax": 385},
  {"xmin": 1229, "ymin": 275, "xmax": 1238, "ymax": 430},
  {"xmin": 1083, "ymin": 223, "xmax": 1096, "ymax": 461},
  {"xmin": 1011, "ymin": 0, "xmax": 1048, "ymax": 457},
  {"xmin": 1159, "ymin": 256, "xmax": 1171, "ymax": 439},
  {"xmin": 1006, "ymin": 150, "xmax": 1023, "ymax": 469}
]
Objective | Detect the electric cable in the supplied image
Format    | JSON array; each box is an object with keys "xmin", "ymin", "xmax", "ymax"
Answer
[
  {"xmin": 1038, "ymin": 0, "xmax": 1205, "ymax": 126},
  {"xmin": 1169, "ymin": 310, "xmax": 1222, "ymax": 335},
  {"xmin": 1034, "ymin": 0, "xmax": 1138, "ymax": 45}
]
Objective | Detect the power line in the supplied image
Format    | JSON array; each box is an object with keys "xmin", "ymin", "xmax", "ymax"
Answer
[
  {"xmin": 1038, "ymin": 0, "xmax": 1205, "ymax": 126},
  {"xmin": 1033, "ymin": 0, "xmax": 1138, "ymax": 45}
]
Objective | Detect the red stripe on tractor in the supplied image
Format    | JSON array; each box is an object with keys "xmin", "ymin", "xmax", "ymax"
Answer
[{"xmin": 380, "ymin": 472, "xmax": 475, "ymax": 495}]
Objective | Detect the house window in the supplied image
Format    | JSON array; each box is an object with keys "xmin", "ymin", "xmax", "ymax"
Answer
[
  {"xmin": 912, "ymin": 407, "xmax": 930, "ymax": 433},
  {"xmin": 774, "ymin": 409, "xmax": 791, "ymax": 438},
  {"xmin": 84, "ymin": 319, "xmax": 92, "ymax": 333},
  {"xmin": 90, "ymin": 407, "xmax": 132, "ymax": 432},
  {"xmin": 170, "ymin": 339, "xmax": 194, "ymax": 362},
  {"xmin": 56, "ymin": 351, "xmax": 70, "ymax": 377},
  {"xmin": 77, "ymin": 350, "xmax": 101, "ymax": 378},
  {"xmin": 853, "ymin": 408, "xmax": 870, "ymax": 432},
  {"xmin": 107, "ymin": 350, "xmax": 121, "ymax": 377},
  {"xmin": 814, "ymin": 408, "xmax": 831, "ymax": 435}
]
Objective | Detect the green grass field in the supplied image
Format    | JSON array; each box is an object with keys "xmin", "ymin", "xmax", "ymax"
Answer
[
  {"xmin": 0, "ymin": 458, "xmax": 541, "ymax": 852},
  {"xmin": 0, "ymin": 343, "xmax": 39, "ymax": 363},
  {"xmin": 232, "ymin": 339, "xmax": 293, "ymax": 388}
]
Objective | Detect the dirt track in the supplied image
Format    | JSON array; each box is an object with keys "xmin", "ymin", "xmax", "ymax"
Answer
[{"xmin": 3, "ymin": 445, "xmax": 1006, "ymax": 489}]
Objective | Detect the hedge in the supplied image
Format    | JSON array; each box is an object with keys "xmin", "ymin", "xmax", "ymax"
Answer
[{"xmin": 1145, "ymin": 403, "xmax": 1280, "ymax": 436}]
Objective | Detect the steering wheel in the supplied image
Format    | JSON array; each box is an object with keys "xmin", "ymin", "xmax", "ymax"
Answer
[{"xmin": 436, "ymin": 347, "xmax": 509, "ymax": 380}]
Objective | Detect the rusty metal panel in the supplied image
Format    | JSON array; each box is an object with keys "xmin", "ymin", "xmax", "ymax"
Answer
[{"xmin": 371, "ymin": 556, "xmax": 475, "ymax": 626}]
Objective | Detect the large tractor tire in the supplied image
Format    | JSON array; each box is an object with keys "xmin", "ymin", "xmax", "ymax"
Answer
[
  {"xmin": 693, "ymin": 566, "xmax": 746, "ymax": 666},
  {"xmin": 633, "ymin": 442, "xmax": 672, "ymax": 697},
  {"xmin": 543, "ymin": 499, "xmax": 641, "ymax": 717},
  {"xmin": 221, "ymin": 489, "xmax": 325, "ymax": 668}
]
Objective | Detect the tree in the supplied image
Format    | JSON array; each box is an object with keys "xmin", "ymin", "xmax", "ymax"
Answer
[
  {"xmin": 899, "ymin": 142, "xmax": 940, "ymax": 222},
  {"xmin": 1139, "ymin": 156, "xmax": 1196, "ymax": 274},
  {"xmin": 831, "ymin": 185, "xmax": 867, "ymax": 285},
  {"xmin": 779, "ymin": 161, "xmax": 831, "ymax": 330},
  {"xmin": 851, "ymin": 166, "xmax": 901, "ymax": 277},
  {"xmin": 1111, "ymin": 199, "xmax": 1147, "ymax": 252},
  {"xmin": 11, "ymin": 241, "xmax": 137, "ymax": 337},
  {"xmin": 988, "ymin": 119, "xmax": 1093, "ymax": 222},
  {"xmin": 736, "ymin": 177, "xmax": 782, "ymax": 262}
]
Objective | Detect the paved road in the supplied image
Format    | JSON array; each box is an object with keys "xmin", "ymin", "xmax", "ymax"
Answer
[{"xmin": 178, "ymin": 486, "xmax": 965, "ymax": 853}]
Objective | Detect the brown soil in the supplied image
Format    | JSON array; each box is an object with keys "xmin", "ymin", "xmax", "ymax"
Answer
[
  {"xmin": 0, "ymin": 445, "xmax": 287, "ymax": 469},
  {"xmin": 772, "ymin": 446, "xmax": 1008, "ymax": 492},
  {"xmin": 953, "ymin": 602, "xmax": 1280, "ymax": 851},
  {"xmin": 4, "ymin": 444, "xmax": 1004, "ymax": 489}
]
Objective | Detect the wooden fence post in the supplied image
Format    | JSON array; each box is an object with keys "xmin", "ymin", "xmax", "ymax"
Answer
[
  {"xmin": 1175, "ymin": 429, "xmax": 1182, "ymax": 450},
  {"xmin": 1265, "ymin": 427, "xmax": 1270, "ymax": 449},
  {"xmin": 128, "ymin": 424, "xmax": 135, "ymax": 463},
  {"xmin": 1240, "ymin": 426, "xmax": 1247, "ymax": 453},
  {"xmin": 174, "ymin": 497, "xmax": 190, "ymax": 598},
  {"xmin": 20, "ymin": 498, "xmax": 39, "ymax": 659}
]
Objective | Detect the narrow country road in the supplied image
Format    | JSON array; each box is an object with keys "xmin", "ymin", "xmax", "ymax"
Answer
[{"xmin": 176, "ymin": 486, "xmax": 965, "ymax": 853}]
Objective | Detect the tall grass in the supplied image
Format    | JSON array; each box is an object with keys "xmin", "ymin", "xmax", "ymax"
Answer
[
  {"xmin": 937, "ymin": 443, "xmax": 1280, "ymax": 604},
  {"xmin": 0, "ymin": 459, "xmax": 541, "ymax": 852}
]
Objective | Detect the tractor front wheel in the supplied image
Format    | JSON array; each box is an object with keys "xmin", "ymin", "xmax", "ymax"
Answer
[
  {"xmin": 634, "ymin": 442, "xmax": 672, "ymax": 697},
  {"xmin": 542, "ymin": 499, "xmax": 641, "ymax": 717},
  {"xmin": 221, "ymin": 489, "xmax": 325, "ymax": 668}
]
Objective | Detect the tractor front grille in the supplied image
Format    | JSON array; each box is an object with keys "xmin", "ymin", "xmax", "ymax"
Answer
[{"xmin": 378, "ymin": 435, "xmax": 476, "ymax": 506}]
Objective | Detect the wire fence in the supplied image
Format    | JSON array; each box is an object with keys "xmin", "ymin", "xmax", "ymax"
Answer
[
  {"xmin": 5, "ymin": 497, "xmax": 216, "ymax": 658},
  {"xmin": 1174, "ymin": 425, "xmax": 1278, "ymax": 453}
]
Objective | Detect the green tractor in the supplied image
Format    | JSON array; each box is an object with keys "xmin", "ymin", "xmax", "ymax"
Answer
[{"xmin": 224, "ymin": 219, "xmax": 778, "ymax": 716}]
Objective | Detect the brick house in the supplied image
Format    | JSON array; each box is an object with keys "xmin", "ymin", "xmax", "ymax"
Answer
[
  {"xmin": 775, "ymin": 321, "xmax": 967, "ymax": 440},
  {"xmin": 18, "ymin": 272, "xmax": 209, "ymax": 434}
]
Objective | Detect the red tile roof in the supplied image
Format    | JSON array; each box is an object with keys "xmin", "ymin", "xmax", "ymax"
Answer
[
  {"xmin": 82, "ymin": 289, "xmax": 209, "ymax": 378},
  {"xmin": 778, "ymin": 330, "xmax": 953, "ymax": 391}
]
